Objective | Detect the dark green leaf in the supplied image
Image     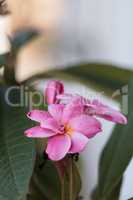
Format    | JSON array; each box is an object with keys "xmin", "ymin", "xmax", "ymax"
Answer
[
  {"xmin": 0, "ymin": 194, "xmax": 8, "ymax": 200},
  {"xmin": 107, "ymin": 178, "xmax": 122, "ymax": 200},
  {"xmin": 0, "ymin": 86, "xmax": 35, "ymax": 200},
  {"xmin": 30, "ymin": 158, "xmax": 61, "ymax": 200},
  {"xmin": 92, "ymin": 80, "xmax": 133, "ymax": 199},
  {"xmin": 23, "ymin": 63, "xmax": 133, "ymax": 99},
  {"xmin": 92, "ymin": 177, "xmax": 122, "ymax": 200},
  {"xmin": 60, "ymin": 63, "xmax": 132, "ymax": 90}
]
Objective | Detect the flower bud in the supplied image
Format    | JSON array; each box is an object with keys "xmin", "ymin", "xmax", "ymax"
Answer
[{"xmin": 45, "ymin": 80, "xmax": 64, "ymax": 104}]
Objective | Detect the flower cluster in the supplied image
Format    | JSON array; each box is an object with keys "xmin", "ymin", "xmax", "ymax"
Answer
[{"xmin": 25, "ymin": 80, "xmax": 127, "ymax": 161}]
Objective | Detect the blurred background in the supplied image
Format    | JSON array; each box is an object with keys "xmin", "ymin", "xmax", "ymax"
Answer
[{"xmin": 0, "ymin": 0, "xmax": 133, "ymax": 199}]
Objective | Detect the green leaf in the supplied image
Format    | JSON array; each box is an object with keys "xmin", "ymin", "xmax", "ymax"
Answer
[
  {"xmin": 30, "ymin": 159, "xmax": 61, "ymax": 200},
  {"xmin": 23, "ymin": 63, "xmax": 133, "ymax": 98},
  {"xmin": 0, "ymin": 194, "xmax": 8, "ymax": 200},
  {"xmin": 0, "ymin": 86, "xmax": 35, "ymax": 200},
  {"xmin": 92, "ymin": 177, "xmax": 122, "ymax": 200},
  {"xmin": 104, "ymin": 178, "xmax": 122, "ymax": 200},
  {"xmin": 92, "ymin": 80, "xmax": 133, "ymax": 199},
  {"xmin": 63, "ymin": 158, "xmax": 81, "ymax": 200},
  {"xmin": 29, "ymin": 155, "xmax": 81, "ymax": 200},
  {"xmin": 60, "ymin": 63, "xmax": 132, "ymax": 90}
]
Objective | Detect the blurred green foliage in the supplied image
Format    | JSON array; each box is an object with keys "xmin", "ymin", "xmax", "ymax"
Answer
[
  {"xmin": 24, "ymin": 63, "xmax": 133, "ymax": 100},
  {"xmin": 0, "ymin": 87, "xmax": 34, "ymax": 200}
]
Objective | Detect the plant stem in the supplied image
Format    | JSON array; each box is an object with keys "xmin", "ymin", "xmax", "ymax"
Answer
[
  {"xmin": 69, "ymin": 158, "xmax": 73, "ymax": 200},
  {"xmin": 61, "ymin": 178, "xmax": 65, "ymax": 200}
]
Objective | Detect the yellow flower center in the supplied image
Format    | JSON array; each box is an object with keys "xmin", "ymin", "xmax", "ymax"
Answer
[{"xmin": 65, "ymin": 125, "xmax": 74, "ymax": 136}]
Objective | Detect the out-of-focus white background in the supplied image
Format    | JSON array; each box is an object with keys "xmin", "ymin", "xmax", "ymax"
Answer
[{"xmin": 0, "ymin": 0, "xmax": 133, "ymax": 199}]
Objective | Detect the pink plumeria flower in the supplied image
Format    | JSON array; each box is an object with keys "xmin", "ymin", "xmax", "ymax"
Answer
[
  {"xmin": 57, "ymin": 94, "xmax": 127, "ymax": 125},
  {"xmin": 45, "ymin": 80, "xmax": 64, "ymax": 104},
  {"xmin": 25, "ymin": 103, "xmax": 102, "ymax": 161},
  {"xmin": 86, "ymin": 99, "xmax": 127, "ymax": 124},
  {"xmin": 25, "ymin": 80, "xmax": 127, "ymax": 161}
]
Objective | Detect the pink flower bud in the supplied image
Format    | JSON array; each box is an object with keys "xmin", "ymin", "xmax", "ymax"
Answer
[{"xmin": 45, "ymin": 80, "xmax": 64, "ymax": 104}]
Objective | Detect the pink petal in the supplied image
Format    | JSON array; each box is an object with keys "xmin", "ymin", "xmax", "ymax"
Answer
[
  {"xmin": 25, "ymin": 126, "xmax": 56, "ymax": 138},
  {"xmin": 62, "ymin": 103, "xmax": 84, "ymax": 124},
  {"xmin": 48, "ymin": 104, "xmax": 65, "ymax": 122},
  {"xmin": 69, "ymin": 114, "xmax": 102, "ymax": 138},
  {"xmin": 41, "ymin": 118, "xmax": 60, "ymax": 132},
  {"xmin": 27, "ymin": 110, "xmax": 51, "ymax": 123},
  {"xmin": 57, "ymin": 93, "xmax": 74, "ymax": 104},
  {"xmin": 46, "ymin": 134, "xmax": 71, "ymax": 161},
  {"xmin": 69, "ymin": 132, "xmax": 89, "ymax": 153},
  {"xmin": 71, "ymin": 95, "xmax": 90, "ymax": 105},
  {"xmin": 57, "ymin": 93, "xmax": 78, "ymax": 105},
  {"xmin": 98, "ymin": 108, "xmax": 127, "ymax": 124},
  {"xmin": 57, "ymin": 94, "xmax": 90, "ymax": 105},
  {"xmin": 45, "ymin": 80, "xmax": 64, "ymax": 104},
  {"xmin": 88, "ymin": 100, "xmax": 127, "ymax": 124}
]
